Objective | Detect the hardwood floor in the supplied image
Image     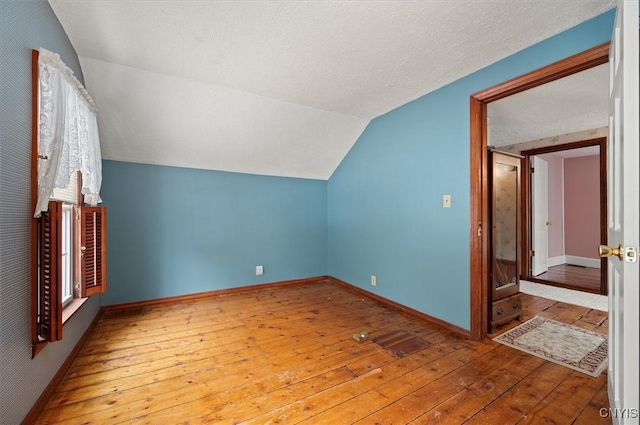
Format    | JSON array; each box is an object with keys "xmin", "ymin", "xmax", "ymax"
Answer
[
  {"xmin": 534, "ymin": 264, "xmax": 602, "ymax": 294},
  {"xmin": 36, "ymin": 280, "xmax": 609, "ymax": 424}
]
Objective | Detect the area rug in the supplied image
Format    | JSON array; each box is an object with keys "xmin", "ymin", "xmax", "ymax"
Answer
[{"xmin": 493, "ymin": 316, "xmax": 608, "ymax": 377}]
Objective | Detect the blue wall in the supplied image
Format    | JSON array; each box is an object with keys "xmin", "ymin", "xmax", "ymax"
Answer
[
  {"xmin": 327, "ymin": 10, "xmax": 615, "ymax": 330},
  {"xmin": 0, "ymin": 2, "xmax": 102, "ymax": 423},
  {"xmin": 101, "ymin": 161, "xmax": 327, "ymax": 305}
]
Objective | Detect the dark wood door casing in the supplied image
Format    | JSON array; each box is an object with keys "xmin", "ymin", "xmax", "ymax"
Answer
[
  {"xmin": 521, "ymin": 138, "xmax": 608, "ymax": 296},
  {"xmin": 469, "ymin": 42, "xmax": 610, "ymax": 339}
]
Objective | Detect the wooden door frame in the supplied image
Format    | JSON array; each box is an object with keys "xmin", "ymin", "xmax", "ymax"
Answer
[
  {"xmin": 469, "ymin": 41, "xmax": 610, "ymax": 340},
  {"xmin": 521, "ymin": 138, "xmax": 608, "ymax": 295}
]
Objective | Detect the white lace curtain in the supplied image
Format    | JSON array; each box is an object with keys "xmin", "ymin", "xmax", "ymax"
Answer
[{"xmin": 34, "ymin": 48, "xmax": 102, "ymax": 218}]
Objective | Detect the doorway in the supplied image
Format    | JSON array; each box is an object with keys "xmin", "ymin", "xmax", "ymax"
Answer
[
  {"xmin": 468, "ymin": 42, "xmax": 610, "ymax": 339},
  {"xmin": 521, "ymin": 138, "xmax": 607, "ymax": 295}
]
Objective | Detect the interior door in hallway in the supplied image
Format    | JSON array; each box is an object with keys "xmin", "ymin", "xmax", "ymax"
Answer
[{"xmin": 531, "ymin": 156, "xmax": 548, "ymax": 276}]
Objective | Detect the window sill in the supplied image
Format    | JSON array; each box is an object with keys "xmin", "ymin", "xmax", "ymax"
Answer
[
  {"xmin": 32, "ymin": 298, "xmax": 90, "ymax": 358},
  {"xmin": 62, "ymin": 298, "xmax": 88, "ymax": 324}
]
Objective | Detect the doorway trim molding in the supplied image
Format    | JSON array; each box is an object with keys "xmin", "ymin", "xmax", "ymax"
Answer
[
  {"xmin": 468, "ymin": 41, "xmax": 610, "ymax": 340},
  {"xmin": 521, "ymin": 137, "xmax": 608, "ymax": 296}
]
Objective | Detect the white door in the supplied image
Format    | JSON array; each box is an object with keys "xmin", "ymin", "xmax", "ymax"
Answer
[
  {"xmin": 606, "ymin": 1, "xmax": 639, "ymax": 423},
  {"xmin": 531, "ymin": 156, "xmax": 549, "ymax": 276}
]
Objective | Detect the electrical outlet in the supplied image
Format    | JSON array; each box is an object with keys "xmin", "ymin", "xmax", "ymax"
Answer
[
  {"xmin": 371, "ymin": 275, "xmax": 377, "ymax": 286},
  {"xmin": 256, "ymin": 265, "xmax": 264, "ymax": 276}
]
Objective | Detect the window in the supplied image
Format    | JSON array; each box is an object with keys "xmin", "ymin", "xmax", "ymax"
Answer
[
  {"xmin": 61, "ymin": 203, "xmax": 73, "ymax": 308},
  {"xmin": 52, "ymin": 172, "xmax": 79, "ymax": 309},
  {"xmin": 30, "ymin": 49, "xmax": 106, "ymax": 357},
  {"xmin": 35, "ymin": 172, "xmax": 107, "ymax": 348}
]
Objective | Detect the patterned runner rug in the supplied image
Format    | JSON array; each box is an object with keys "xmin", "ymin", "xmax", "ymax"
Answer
[{"xmin": 493, "ymin": 316, "xmax": 608, "ymax": 377}]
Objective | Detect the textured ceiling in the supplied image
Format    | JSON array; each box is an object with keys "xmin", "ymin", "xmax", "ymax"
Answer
[
  {"xmin": 49, "ymin": 0, "xmax": 614, "ymax": 179},
  {"xmin": 489, "ymin": 64, "xmax": 609, "ymax": 147}
]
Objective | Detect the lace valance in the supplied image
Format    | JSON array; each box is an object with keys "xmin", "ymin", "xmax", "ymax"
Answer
[{"xmin": 34, "ymin": 48, "xmax": 102, "ymax": 217}]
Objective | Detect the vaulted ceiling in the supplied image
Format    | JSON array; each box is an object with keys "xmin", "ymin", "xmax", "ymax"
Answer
[
  {"xmin": 489, "ymin": 63, "xmax": 609, "ymax": 147},
  {"xmin": 49, "ymin": 0, "xmax": 615, "ymax": 179}
]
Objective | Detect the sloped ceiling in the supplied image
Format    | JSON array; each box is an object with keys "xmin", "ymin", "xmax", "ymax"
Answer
[
  {"xmin": 489, "ymin": 63, "xmax": 609, "ymax": 147},
  {"xmin": 49, "ymin": 0, "xmax": 614, "ymax": 179}
]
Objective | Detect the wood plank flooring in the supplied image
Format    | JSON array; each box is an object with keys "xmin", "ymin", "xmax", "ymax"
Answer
[
  {"xmin": 535, "ymin": 264, "xmax": 602, "ymax": 293},
  {"xmin": 36, "ymin": 280, "xmax": 609, "ymax": 424}
]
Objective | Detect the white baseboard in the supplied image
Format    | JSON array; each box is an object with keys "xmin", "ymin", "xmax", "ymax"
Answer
[
  {"xmin": 565, "ymin": 255, "xmax": 601, "ymax": 269},
  {"xmin": 547, "ymin": 255, "xmax": 566, "ymax": 267}
]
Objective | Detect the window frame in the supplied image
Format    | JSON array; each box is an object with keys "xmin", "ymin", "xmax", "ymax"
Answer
[
  {"xmin": 60, "ymin": 202, "xmax": 74, "ymax": 308},
  {"xmin": 30, "ymin": 50, "xmax": 107, "ymax": 358}
]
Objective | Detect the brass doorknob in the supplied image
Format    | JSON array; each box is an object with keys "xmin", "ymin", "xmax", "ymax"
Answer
[{"xmin": 599, "ymin": 245, "xmax": 623, "ymax": 260}]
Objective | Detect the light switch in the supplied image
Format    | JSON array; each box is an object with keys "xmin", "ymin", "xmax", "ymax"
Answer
[{"xmin": 443, "ymin": 195, "xmax": 451, "ymax": 208}]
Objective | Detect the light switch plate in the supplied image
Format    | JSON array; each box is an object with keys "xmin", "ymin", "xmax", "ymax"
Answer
[{"xmin": 443, "ymin": 194, "xmax": 451, "ymax": 208}]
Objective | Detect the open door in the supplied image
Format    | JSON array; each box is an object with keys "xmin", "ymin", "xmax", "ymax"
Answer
[
  {"xmin": 603, "ymin": 1, "xmax": 639, "ymax": 422},
  {"xmin": 531, "ymin": 156, "xmax": 549, "ymax": 276}
]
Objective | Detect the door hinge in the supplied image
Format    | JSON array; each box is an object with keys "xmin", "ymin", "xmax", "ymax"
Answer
[
  {"xmin": 530, "ymin": 168, "xmax": 534, "ymax": 174},
  {"xmin": 530, "ymin": 250, "xmax": 535, "ymax": 257}
]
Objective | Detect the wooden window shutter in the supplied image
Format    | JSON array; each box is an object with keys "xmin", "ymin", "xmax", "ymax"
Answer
[
  {"xmin": 40, "ymin": 201, "xmax": 63, "ymax": 342},
  {"xmin": 80, "ymin": 206, "xmax": 107, "ymax": 297}
]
